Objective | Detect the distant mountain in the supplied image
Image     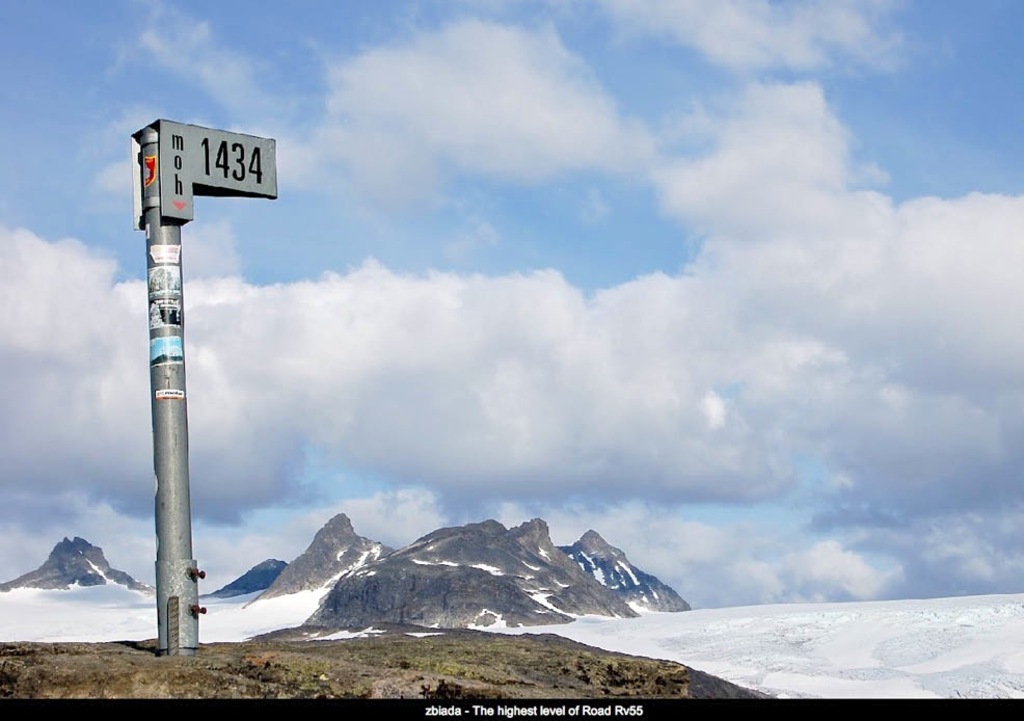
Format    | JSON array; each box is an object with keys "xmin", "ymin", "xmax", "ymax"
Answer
[
  {"xmin": 0, "ymin": 537, "xmax": 150, "ymax": 593},
  {"xmin": 207, "ymin": 559, "xmax": 287, "ymax": 598},
  {"xmin": 257, "ymin": 514, "xmax": 391, "ymax": 600},
  {"xmin": 559, "ymin": 530, "xmax": 691, "ymax": 612},
  {"xmin": 308, "ymin": 518, "xmax": 639, "ymax": 629}
]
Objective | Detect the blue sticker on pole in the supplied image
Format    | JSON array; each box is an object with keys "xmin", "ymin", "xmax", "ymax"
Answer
[{"xmin": 150, "ymin": 336, "xmax": 184, "ymax": 366}]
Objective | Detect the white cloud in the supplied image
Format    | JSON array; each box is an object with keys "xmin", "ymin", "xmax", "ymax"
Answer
[
  {"xmin": 654, "ymin": 82, "xmax": 863, "ymax": 238},
  {"xmin": 94, "ymin": 159, "xmax": 129, "ymax": 199},
  {"xmin": 182, "ymin": 219, "xmax": 242, "ymax": 279},
  {"xmin": 0, "ymin": 493, "xmax": 154, "ymax": 584},
  {"xmin": 857, "ymin": 509, "xmax": 1024, "ymax": 600},
  {"xmin": 0, "ymin": 226, "xmax": 788, "ymax": 522},
  {"xmin": 180, "ymin": 261, "xmax": 782, "ymax": 502},
  {"xmin": 0, "ymin": 225, "xmax": 298, "ymax": 521},
  {"xmin": 780, "ymin": 540, "xmax": 896, "ymax": 602},
  {"xmin": 701, "ymin": 390, "xmax": 727, "ymax": 430},
  {"xmin": 0, "ymin": 226, "xmax": 149, "ymax": 500},
  {"xmin": 645, "ymin": 78, "xmax": 1024, "ymax": 541},
  {"xmin": 334, "ymin": 489, "xmax": 448, "ymax": 549},
  {"xmin": 130, "ymin": 12, "xmax": 655, "ymax": 210},
  {"xmin": 493, "ymin": 500, "xmax": 898, "ymax": 607},
  {"xmin": 9, "ymin": 60, "xmax": 1024, "ymax": 602},
  {"xmin": 599, "ymin": 0, "xmax": 900, "ymax": 72},
  {"xmin": 10, "ymin": 149, "xmax": 1024, "ymax": 523},
  {"xmin": 304, "ymin": 19, "xmax": 655, "ymax": 205}
]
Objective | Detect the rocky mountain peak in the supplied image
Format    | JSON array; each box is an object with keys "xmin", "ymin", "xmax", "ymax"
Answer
[
  {"xmin": 510, "ymin": 519, "xmax": 581, "ymax": 576},
  {"xmin": 55, "ymin": 536, "xmax": 94, "ymax": 553},
  {"xmin": 0, "ymin": 537, "xmax": 150, "ymax": 593},
  {"xmin": 575, "ymin": 530, "xmax": 623, "ymax": 559},
  {"xmin": 257, "ymin": 513, "xmax": 392, "ymax": 600},
  {"xmin": 310, "ymin": 517, "xmax": 639, "ymax": 630},
  {"xmin": 312, "ymin": 513, "xmax": 357, "ymax": 544},
  {"xmin": 511, "ymin": 518, "xmax": 550, "ymax": 545},
  {"xmin": 559, "ymin": 532, "xmax": 690, "ymax": 613},
  {"xmin": 214, "ymin": 513, "xmax": 689, "ymax": 630}
]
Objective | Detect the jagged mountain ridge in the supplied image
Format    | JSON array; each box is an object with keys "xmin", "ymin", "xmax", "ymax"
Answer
[
  {"xmin": 2, "ymin": 516, "xmax": 690, "ymax": 633},
  {"xmin": 308, "ymin": 518, "xmax": 641, "ymax": 629},
  {"xmin": 0, "ymin": 537, "xmax": 150, "ymax": 593},
  {"xmin": 559, "ymin": 530, "xmax": 691, "ymax": 612}
]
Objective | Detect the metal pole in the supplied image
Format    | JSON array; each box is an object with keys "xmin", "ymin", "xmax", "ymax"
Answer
[{"xmin": 138, "ymin": 126, "xmax": 203, "ymax": 656}]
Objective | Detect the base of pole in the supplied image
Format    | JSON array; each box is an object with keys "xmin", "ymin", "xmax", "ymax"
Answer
[{"xmin": 156, "ymin": 558, "xmax": 201, "ymax": 655}]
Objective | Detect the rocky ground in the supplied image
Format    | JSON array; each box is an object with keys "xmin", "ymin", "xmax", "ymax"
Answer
[{"xmin": 0, "ymin": 626, "xmax": 765, "ymax": 699}]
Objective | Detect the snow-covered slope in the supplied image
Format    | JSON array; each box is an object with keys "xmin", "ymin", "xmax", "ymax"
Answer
[
  {"xmin": 2, "ymin": 587, "xmax": 1023, "ymax": 698},
  {"xmin": 498, "ymin": 594, "xmax": 1024, "ymax": 698}
]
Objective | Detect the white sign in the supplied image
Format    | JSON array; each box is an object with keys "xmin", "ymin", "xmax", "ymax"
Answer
[{"xmin": 134, "ymin": 119, "xmax": 277, "ymax": 225}]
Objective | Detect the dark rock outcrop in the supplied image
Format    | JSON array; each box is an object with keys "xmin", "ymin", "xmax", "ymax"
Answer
[{"xmin": 207, "ymin": 559, "xmax": 288, "ymax": 598}]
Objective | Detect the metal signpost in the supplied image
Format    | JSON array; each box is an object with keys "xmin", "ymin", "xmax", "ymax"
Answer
[{"xmin": 132, "ymin": 120, "xmax": 277, "ymax": 655}]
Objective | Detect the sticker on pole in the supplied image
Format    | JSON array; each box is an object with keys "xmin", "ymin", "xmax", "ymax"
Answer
[
  {"xmin": 155, "ymin": 389, "xmax": 185, "ymax": 400},
  {"xmin": 144, "ymin": 156, "xmax": 157, "ymax": 187},
  {"xmin": 149, "ymin": 245, "xmax": 181, "ymax": 265},
  {"xmin": 148, "ymin": 266, "xmax": 181, "ymax": 300},
  {"xmin": 149, "ymin": 298, "xmax": 182, "ymax": 329},
  {"xmin": 150, "ymin": 336, "xmax": 184, "ymax": 366}
]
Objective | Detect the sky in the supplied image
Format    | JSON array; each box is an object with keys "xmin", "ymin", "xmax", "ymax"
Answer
[{"xmin": 2, "ymin": 0, "xmax": 1024, "ymax": 609}]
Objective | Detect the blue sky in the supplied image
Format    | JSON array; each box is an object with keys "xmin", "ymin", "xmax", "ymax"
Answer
[{"xmin": 2, "ymin": 0, "xmax": 1024, "ymax": 610}]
